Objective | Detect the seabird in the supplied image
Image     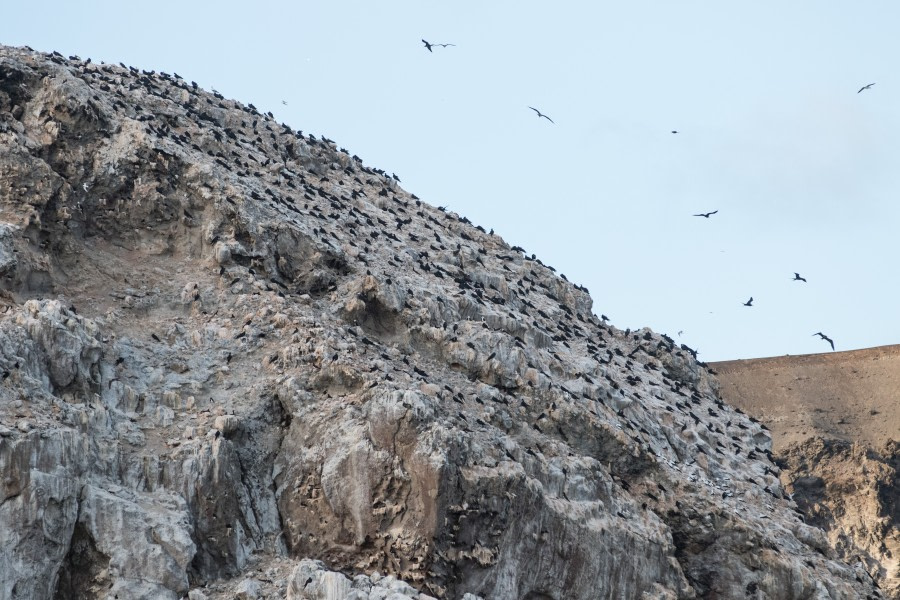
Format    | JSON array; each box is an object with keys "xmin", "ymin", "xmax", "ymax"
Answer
[
  {"xmin": 421, "ymin": 40, "xmax": 453, "ymax": 52},
  {"xmin": 528, "ymin": 107, "xmax": 555, "ymax": 123},
  {"xmin": 813, "ymin": 332, "xmax": 835, "ymax": 350},
  {"xmin": 693, "ymin": 210, "xmax": 718, "ymax": 218},
  {"xmin": 743, "ymin": 297, "xmax": 753, "ymax": 307},
  {"xmin": 857, "ymin": 83, "xmax": 875, "ymax": 93},
  {"xmin": 792, "ymin": 272, "xmax": 807, "ymax": 282}
]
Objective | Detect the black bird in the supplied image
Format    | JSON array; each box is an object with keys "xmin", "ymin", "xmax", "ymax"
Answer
[
  {"xmin": 813, "ymin": 332, "xmax": 835, "ymax": 351},
  {"xmin": 857, "ymin": 82, "xmax": 875, "ymax": 93},
  {"xmin": 743, "ymin": 297, "xmax": 753, "ymax": 307},
  {"xmin": 528, "ymin": 107, "xmax": 554, "ymax": 123},
  {"xmin": 693, "ymin": 210, "xmax": 718, "ymax": 218},
  {"xmin": 422, "ymin": 40, "xmax": 454, "ymax": 52},
  {"xmin": 671, "ymin": 130, "xmax": 679, "ymax": 134},
  {"xmin": 792, "ymin": 272, "xmax": 807, "ymax": 282}
]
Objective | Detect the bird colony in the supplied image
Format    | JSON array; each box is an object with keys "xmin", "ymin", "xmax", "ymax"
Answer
[{"xmin": 0, "ymin": 46, "xmax": 885, "ymax": 599}]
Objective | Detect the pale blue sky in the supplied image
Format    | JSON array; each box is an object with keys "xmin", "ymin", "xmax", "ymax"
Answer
[{"xmin": 3, "ymin": 1, "xmax": 899, "ymax": 361}]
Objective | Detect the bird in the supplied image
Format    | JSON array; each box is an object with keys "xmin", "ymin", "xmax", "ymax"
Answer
[
  {"xmin": 693, "ymin": 210, "xmax": 718, "ymax": 218},
  {"xmin": 671, "ymin": 130, "xmax": 679, "ymax": 134},
  {"xmin": 813, "ymin": 332, "xmax": 835, "ymax": 350},
  {"xmin": 743, "ymin": 297, "xmax": 753, "ymax": 307},
  {"xmin": 528, "ymin": 107, "xmax": 554, "ymax": 123},
  {"xmin": 281, "ymin": 100, "xmax": 288, "ymax": 106},
  {"xmin": 857, "ymin": 83, "xmax": 875, "ymax": 93},
  {"xmin": 792, "ymin": 272, "xmax": 807, "ymax": 282},
  {"xmin": 422, "ymin": 40, "xmax": 453, "ymax": 52}
]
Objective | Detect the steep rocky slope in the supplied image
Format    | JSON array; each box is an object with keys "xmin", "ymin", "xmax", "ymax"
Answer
[
  {"xmin": 0, "ymin": 45, "xmax": 883, "ymax": 599},
  {"xmin": 714, "ymin": 349, "xmax": 899, "ymax": 598}
]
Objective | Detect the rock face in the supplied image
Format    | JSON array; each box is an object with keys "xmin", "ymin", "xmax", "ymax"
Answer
[
  {"xmin": 714, "ymin": 349, "xmax": 900, "ymax": 599},
  {"xmin": 0, "ymin": 45, "xmax": 883, "ymax": 599}
]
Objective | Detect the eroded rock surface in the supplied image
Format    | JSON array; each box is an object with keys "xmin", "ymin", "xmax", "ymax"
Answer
[{"xmin": 0, "ymin": 45, "xmax": 883, "ymax": 599}]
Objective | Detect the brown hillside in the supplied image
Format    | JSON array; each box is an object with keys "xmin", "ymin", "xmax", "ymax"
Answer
[{"xmin": 712, "ymin": 344, "xmax": 900, "ymax": 452}]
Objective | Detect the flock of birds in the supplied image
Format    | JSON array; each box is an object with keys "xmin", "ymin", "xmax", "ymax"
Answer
[
  {"xmin": 692, "ymin": 207, "xmax": 838, "ymax": 352},
  {"xmin": 418, "ymin": 39, "xmax": 869, "ymax": 356}
]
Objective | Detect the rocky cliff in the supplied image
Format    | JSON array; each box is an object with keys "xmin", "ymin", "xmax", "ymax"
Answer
[
  {"xmin": 714, "ymin": 348, "xmax": 900, "ymax": 598},
  {"xmin": 0, "ymin": 45, "xmax": 884, "ymax": 599}
]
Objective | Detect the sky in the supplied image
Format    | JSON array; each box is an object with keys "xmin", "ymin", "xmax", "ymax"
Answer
[{"xmin": 3, "ymin": 1, "xmax": 899, "ymax": 361}]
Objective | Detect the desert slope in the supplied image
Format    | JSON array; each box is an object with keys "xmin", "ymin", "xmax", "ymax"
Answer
[{"xmin": 713, "ymin": 344, "xmax": 900, "ymax": 451}]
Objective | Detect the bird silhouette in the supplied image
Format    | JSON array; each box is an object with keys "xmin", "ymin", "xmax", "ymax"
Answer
[
  {"xmin": 422, "ymin": 40, "xmax": 454, "ymax": 52},
  {"xmin": 857, "ymin": 83, "xmax": 875, "ymax": 93},
  {"xmin": 813, "ymin": 332, "xmax": 835, "ymax": 350},
  {"xmin": 528, "ymin": 107, "xmax": 554, "ymax": 123},
  {"xmin": 792, "ymin": 272, "xmax": 807, "ymax": 282},
  {"xmin": 671, "ymin": 130, "xmax": 679, "ymax": 134},
  {"xmin": 693, "ymin": 210, "xmax": 718, "ymax": 218},
  {"xmin": 743, "ymin": 297, "xmax": 753, "ymax": 307}
]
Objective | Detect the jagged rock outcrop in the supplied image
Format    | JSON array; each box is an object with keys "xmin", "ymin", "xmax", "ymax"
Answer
[
  {"xmin": 779, "ymin": 439, "xmax": 899, "ymax": 599},
  {"xmin": 0, "ymin": 45, "xmax": 884, "ymax": 599}
]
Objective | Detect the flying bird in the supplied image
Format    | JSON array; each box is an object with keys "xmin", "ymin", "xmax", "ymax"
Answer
[
  {"xmin": 743, "ymin": 297, "xmax": 753, "ymax": 307},
  {"xmin": 813, "ymin": 332, "xmax": 835, "ymax": 350},
  {"xmin": 792, "ymin": 272, "xmax": 807, "ymax": 282},
  {"xmin": 671, "ymin": 130, "xmax": 679, "ymax": 134},
  {"xmin": 422, "ymin": 40, "xmax": 454, "ymax": 52},
  {"xmin": 693, "ymin": 210, "xmax": 718, "ymax": 218},
  {"xmin": 857, "ymin": 83, "xmax": 875, "ymax": 93},
  {"xmin": 528, "ymin": 107, "xmax": 554, "ymax": 123}
]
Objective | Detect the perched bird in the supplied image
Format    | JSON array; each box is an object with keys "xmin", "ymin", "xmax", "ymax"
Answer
[
  {"xmin": 693, "ymin": 210, "xmax": 718, "ymax": 218},
  {"xmin": 743, "ymin": 297, "xmax": 753, "ymax": 307},
  {"xmin": 813, "ymin": 332, "xmax": 835, "ymax": 350},
  {"xmin": 528, "ymin": 107, "xmax": 555, "ymax": 123},
  {"xmin": 857, "ymin": 82, "xmax": 875, "ymax": 93},
  {"xmin": 792, "ymin": 272, "xmax": 807, "ymax": 282}
]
